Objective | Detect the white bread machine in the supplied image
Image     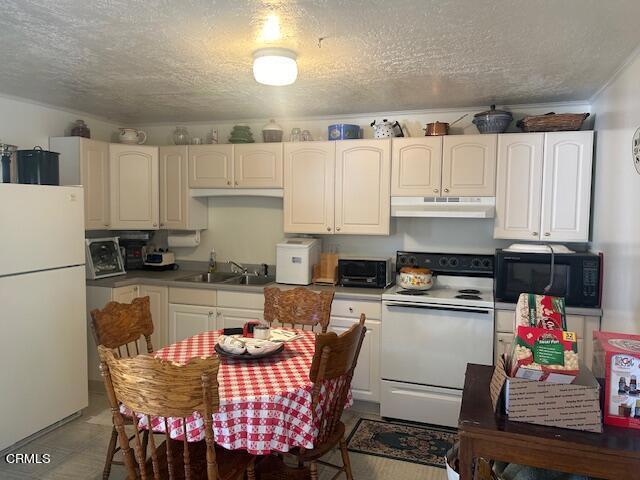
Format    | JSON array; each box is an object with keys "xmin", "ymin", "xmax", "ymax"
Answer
[{"xmin": 276, "ymin": 238, "xmax": 321, "ymax": 285}]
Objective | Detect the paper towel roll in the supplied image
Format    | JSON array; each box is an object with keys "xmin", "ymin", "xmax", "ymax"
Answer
[{"xmin": 167, "ymin": 230, "xmax": 201, "ymax": 248}]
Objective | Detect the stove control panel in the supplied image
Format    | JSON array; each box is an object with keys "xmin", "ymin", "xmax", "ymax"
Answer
[{"xmin": 396, "ymin": 251, "xmax": 494, "ymax": 277}]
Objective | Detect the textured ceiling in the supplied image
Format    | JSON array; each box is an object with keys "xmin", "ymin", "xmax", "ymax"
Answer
[{"xmin": 1, "ymin": 0, "xmax": 639, "ymax": 123}]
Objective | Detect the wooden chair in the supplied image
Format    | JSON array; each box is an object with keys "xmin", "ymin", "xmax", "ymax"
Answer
[
  {"xmin": 90, "ymin": 296, "xmax": 155, "ymax": 479},
  {"xmin": 98, "ymin": 345, "xmax": 256, "ymax": 480},
  {"xmin": 263, "ymin": 287, "xmax": 334, "ymax": 333},
  {"xmin": 261, "ymin": 314, "xmax": 366, "ymax": 480}
]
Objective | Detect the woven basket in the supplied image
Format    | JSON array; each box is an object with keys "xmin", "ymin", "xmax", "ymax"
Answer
[{"xmin": 516, "ymin": 112, "xmax": 589, "ymax": 132}]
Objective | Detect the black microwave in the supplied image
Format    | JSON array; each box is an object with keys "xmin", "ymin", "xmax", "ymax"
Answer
[
  {"xmin": 338, "ymin": 257, "xmax": 393, "ymax": 288},
  {"xmin": 494, "ymin": 249, "xmax": 601, "ymax": 307}
]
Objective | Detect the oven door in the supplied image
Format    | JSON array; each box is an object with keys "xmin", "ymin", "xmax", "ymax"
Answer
[{"xmin": 381, "ymin": 301, "xmax": 494, "ymax": 389}]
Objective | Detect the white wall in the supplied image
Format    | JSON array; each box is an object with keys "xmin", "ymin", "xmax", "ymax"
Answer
[
  {"xmin": 591, "ymin": 50, "xmax": 640, "ymax": 334},
  {"xmin": 0, "ymin": 94, "xmax": 119, "ymax": 149},
  {"xmin": 170, "ymin": 195, "xmax": 512, "ymax": 264}
]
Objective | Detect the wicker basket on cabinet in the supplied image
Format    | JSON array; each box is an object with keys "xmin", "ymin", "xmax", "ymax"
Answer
[{"xmin": 516, "ymin": 112, "xmax": 590, "ymax": 132}]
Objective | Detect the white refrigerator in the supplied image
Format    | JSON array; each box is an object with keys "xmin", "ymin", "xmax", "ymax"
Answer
[{"xmin": 0, "ymin": 184, "xmax": 88, "ymax": 451}]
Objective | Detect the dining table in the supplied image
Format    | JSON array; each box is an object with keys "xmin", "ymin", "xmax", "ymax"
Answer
[{"xmin": 124, "ymin": 329, "xmax": 346, "ymax": 455}]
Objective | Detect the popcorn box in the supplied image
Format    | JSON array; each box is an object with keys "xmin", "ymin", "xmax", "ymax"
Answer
[
  {"xmin": 509, "ymin": 325, "xmax": 579, "ymax": 383},
  {"xmin": 516, "ymin": 293, "xmax": 567, "ymax": 330},
  {"xmin": 502, "ymin": 355, "xmax": 602, "ymax": 433},
  {"xmin": 593, "ymin": 331, "xmax": 640, "ymax": 429}
]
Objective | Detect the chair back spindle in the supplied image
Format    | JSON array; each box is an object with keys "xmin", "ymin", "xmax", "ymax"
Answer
[{"xmin": 264, "ymin": 287, "xmax": 334, "ymax": 333}]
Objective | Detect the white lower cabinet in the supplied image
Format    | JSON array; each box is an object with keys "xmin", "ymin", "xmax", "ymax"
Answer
[
  {"xmin": 139, "ymin": 285, "xmax": 168, "ymax": 350},
  {"xmin": 217, "ymin": 307, "xmax": 263, "ymax": 329},
  {"xmin": 329, "ymin": 316, "xmax": 380, "ymax": 402},
  {"xmin": 168, "ymin": 304, "xmax": 216, "ymax": 344}
]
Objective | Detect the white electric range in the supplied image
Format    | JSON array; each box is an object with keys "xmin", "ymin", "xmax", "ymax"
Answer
[{"xmin": 380, "ymin": 251, "xmax": 495, "ymax": 428}]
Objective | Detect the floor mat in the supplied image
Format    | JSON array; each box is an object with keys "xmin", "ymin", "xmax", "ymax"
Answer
[{"xmin": 346, "ymin": 418, "xmax": 457, "ymax": 468}]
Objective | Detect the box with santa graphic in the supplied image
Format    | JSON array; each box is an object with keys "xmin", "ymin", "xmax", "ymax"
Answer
[{"xmin": 593, "ymin": 331, "xmax": 640, "ymax": 429}]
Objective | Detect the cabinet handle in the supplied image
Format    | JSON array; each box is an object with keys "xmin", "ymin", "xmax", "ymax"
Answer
[
  {"xmin": 160, "ymin": 223, "xmax": 164, "ymax": 227},
  {"xmin": 153, "ymin": 223, "xmax": 158, "ymax": 227},
  {"xmin": 104, "ymin": 223, "xmax": 109, "ymax": 227},
  {"xmin": 443, "ymin": 188, "xmax": 449, "ymax": 193},
  {"xmin": 234, "ymin": 181, "xmax": 238, "ymax": 186},
  {"xmin": 227, "ymin": 181, "xmax": 231, "ymax": 186},
  {"xmin": 326, "ymin": 226, "xmax": 331, "ymax": 232},
  {"xmin": 532, "ymin": 232, "xmax": 538, "ymax": 236},
  {"xmin": 348, "ymin": 307, "xmax": 354, "ymax": 313},
  {"xmin": 433, "ymin": 189, "xmax": 439, "ymax": 193},
  {"xmin": 544, "ymin": 232, "xmax": 551, "ymax": 237},
  {"xmin": 336, "ymin": 227, "xmax": 341, "ymax": 232}
]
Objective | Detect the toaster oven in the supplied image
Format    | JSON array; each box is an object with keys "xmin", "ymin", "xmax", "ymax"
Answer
[{"xmin": 338, "ymin": 256, "xmax": 393, "ymax": 288}]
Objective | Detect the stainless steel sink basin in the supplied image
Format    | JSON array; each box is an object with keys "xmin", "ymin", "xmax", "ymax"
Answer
[
  {"xmin": 178, "ymin": 272, "xmax": 240, "ymax": 283},
  {"xmin": 222, "ymin": 275, "xmax": 275, "ymax": 286}
]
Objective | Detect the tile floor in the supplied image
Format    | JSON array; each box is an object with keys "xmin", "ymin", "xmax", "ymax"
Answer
[{"xmin": 0, "ymin": 388, "xmax": 448, "ymax": 480}]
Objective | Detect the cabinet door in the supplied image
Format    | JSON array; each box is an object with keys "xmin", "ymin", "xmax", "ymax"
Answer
[
  {"xmin": 217, "ymin": 307, "xmax": 264, "ymax": 330},
  {"xmin": 111, "ymin": 285, "xmax": 139, "ymax": 304},
  {"xmin": 442, "ymin": 135, "xmax": 497, "ymax": 196},
  {"xmin": 80, "ymin": 139, "xmax": 110, "ymax": 230},
  {"xmin": 234, "ymin": 144, "xmax": 283, "ymax": 188},
  {"xmin": 335, "ymin": 139, "xmax": 391, "ymax": 235},
  {"xmin": 391, "ymin": 137, "xmax": 442, "ymax": 196},
  {"xmin": 541, "ymin": 132, "xmax": 593, "ymax": 242},
  {"xmin": 494, "ymin": 134, "xmax": 544, "ymax": 240},
  {"xmin": 188, "ymin": 145, "xmax": 233, "ymax": 188},
  {"xmin": 283, "ymin": 141, "xmax": 335, "ymax": 234},
  {"xmin": 495, "ymin": 332, "xmax": 514, "ymax": 365},
  {"xmin": 138, "ymin": 285, "xmax": 168, "ymax": 350},
  {"xmin": 329, "ymin": 316, "xmax": 380, "ymax": 402},
  {"xmin": 168, "ymin": 304, "xmax": 215, "ymax": 344},
  {"xmin": 109, "ymin": 144, "xmax": 159, "ymax": 230},
  {"xmin": 159, "ymin": 146, "xmax": 188, "ymax": 230}
]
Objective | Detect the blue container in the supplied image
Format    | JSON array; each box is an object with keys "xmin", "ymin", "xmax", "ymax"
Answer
[{"xmin": 328, "ymin": 124, "xmax": 360, "ymax": 140}]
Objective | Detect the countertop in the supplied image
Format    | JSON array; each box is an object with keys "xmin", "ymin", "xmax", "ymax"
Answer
[
  {"xmin": 86, "ymin": 270, "xmax": 604, "ymax": 316},
  {"xmin": 494, "ymin": 301, "xmax": 603, "ymax": 317},
  {"xmin": 86, "ymin": 269, "xmax": 387, "ymax": 301}
]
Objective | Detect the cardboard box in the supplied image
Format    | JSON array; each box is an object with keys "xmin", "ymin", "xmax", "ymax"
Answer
[
  {"xmin": 498, "ymin": 357, "xmax": 602, "ymax": 433},
  {"xmin": 593, "ymin": 331, "xmax": 640, "ymax": 429}
]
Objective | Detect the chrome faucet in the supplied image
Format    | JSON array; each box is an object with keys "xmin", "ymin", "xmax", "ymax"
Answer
[{"xmin": 228, "ymin": 260, "xmax": 248, "ymax": 275}]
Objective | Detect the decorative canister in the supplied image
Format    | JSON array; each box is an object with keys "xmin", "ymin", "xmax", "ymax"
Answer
[
  {"xmin": 328, "ymin": 124, "xmax": 360, "ymax": 140},
  {"xmin": 173, "ymin": 126, "xmax": 190, "ymax": 145},
  {"xmin": 262, "ymin": 119, "xmax": 283, "ymax": 142},
  {"xmin": 70, "ymin": 119, "xmax": 91, "ymax": 138}
]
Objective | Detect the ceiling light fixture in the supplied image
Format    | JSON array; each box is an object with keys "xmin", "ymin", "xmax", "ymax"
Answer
[{"xmin": 252, "ymin": 48, "xmax": 298, "ymax": 86}]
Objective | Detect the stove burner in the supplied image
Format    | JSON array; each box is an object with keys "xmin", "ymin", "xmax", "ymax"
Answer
[
  {"xmin": 458, "ymin": 289, "xmax": 481, "ymax": 295},
  {"xmin": 455, "ymin": 294, "xmax": 482, "ymax": 300},
  {"xmin": 397, "ymin": 289, "xmax": 430, "ymax": 296}
]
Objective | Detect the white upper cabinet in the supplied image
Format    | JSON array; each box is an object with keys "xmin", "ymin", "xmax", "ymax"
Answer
[
  {"xmin": 109, "ymin": 144, "xmax": 159, "ymax": 230},
  {"xmin": 51, "ymin": 137, "xmax": 110, "ymax": 230},
  {"xmin": 159, "ymin": 146, "xmax": 207, "ymax": 230},
  {"xmin": 495, "ymin": 131, "xmax": 593, "ymax": 242},
  {"xmin": 494, "ymin": 133, "xmax": 544, "ymax": 240},
  {"xmin": 188, "ymin": 145, "xmax": 233, "ymax": 188},
  {"xmin": 541, "ymin": 131, "xmax": 594, "ymax": 242},
  {"xmin": 234, "ymin": 143, "xmax": 283, "ymax": 188},
  {"xmin": 442, "ymin": 134, "xmax": 497, "ymax": 196},
  {"xmin": 391, "ymin": 137, "xmax": 443, "ymax": 196},
  {"xmin": 283, "ymin": 141, "xmax": 335, "ymax": 234},
  {"xmin": 335, "ymin": 139, "xmax": 391, "ymax": 235}
]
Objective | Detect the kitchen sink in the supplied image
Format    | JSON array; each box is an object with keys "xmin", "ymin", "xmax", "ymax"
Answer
[
  {"xmin": 222, "ymin": 275, "xmax": 275, "ymax": 286},
  {"xmin": 178, "ymin": 272, "xmax": 240, "ymax": 283}
]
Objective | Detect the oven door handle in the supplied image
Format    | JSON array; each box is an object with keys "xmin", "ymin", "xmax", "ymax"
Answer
[{"xmin": 384, "ymin": 302, "xmax": 492, "ymax": 315}]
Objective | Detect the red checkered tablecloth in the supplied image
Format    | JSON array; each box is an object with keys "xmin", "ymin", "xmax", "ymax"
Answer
[{"xmin": 123, "ymin": 329, "xmax": 348, "ymax": 455}]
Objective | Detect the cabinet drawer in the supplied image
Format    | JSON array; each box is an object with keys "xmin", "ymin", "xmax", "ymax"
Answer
[
  {"xmin": 168, "ymin": 287, "xmax": 216, "ymax": 307},
  {"xmin": 566, "ymin": 315, "xmax": 585, "ymax": 339},
  {"xmin": 331, "ymin": 299, "xmax": 381, "ymax": 320},
  {"xmin": 495, "ymin": 310, "xmax": 514, "ymax": 332},
  {"xmin": 216, "ymin": 290, "xmax": 264, "ymax": 310}
]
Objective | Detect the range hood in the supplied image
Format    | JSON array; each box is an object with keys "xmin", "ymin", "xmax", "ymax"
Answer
[{"xmin": 391, "ymin": 197, "xmax": 495, "ymax": 218}]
